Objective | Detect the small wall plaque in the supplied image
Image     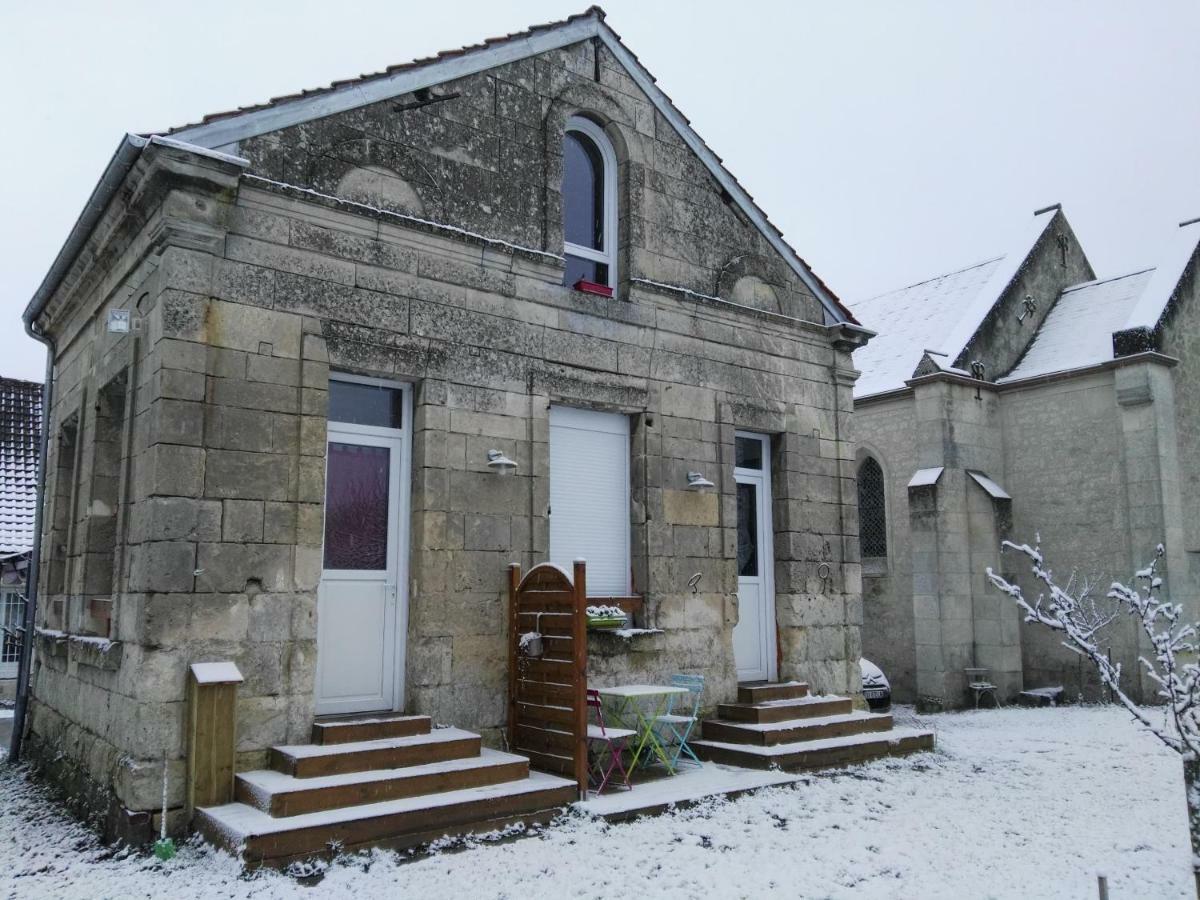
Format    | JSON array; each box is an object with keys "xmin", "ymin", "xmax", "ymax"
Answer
[{"xmin": 106, "ymin": 309, "xmax": 131, "ymax": 333}]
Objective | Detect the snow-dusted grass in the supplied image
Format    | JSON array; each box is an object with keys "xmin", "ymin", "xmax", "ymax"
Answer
[{"xmin": 0, "ymin": 706, "xmax": 1192, "ymax": 898}]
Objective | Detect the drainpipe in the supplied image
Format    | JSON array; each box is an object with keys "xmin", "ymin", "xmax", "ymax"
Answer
[{"xmin": 8, "ymin": 323, "xmax": 54, "ymax": 762}]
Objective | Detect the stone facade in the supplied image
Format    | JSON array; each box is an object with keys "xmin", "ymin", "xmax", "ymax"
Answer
[
  {"xmin": 853, "ymin": 207, "xmax": 1200, "ymax": 708},
  {"xmin": 20, "ymin": 15, "xmax": 868, "ymax": 841}
]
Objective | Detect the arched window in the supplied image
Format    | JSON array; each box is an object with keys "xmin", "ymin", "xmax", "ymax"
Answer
[
  {"xmin": 562, "ymin": 116, "xmax": 617, "ymax": 290},
  {"xmin": 858, "ymin": 457, "xmax": 887, "ymax": 558}
]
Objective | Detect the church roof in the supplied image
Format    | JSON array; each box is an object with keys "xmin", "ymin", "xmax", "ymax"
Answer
[
  {"xmin": 0, "ymin": 378, "xmax": 42, "ymax": 559},
  {"xmin": 848, "ymin": 207, "xmax": 1058, "ymax": 398},
  {"xmin": 1003, "ymin": 268, "xmax": 1155, "ymax": 382},
  {"xmin": 848, "ymin": 257, "xmax": 1003, "ymax": 398}
]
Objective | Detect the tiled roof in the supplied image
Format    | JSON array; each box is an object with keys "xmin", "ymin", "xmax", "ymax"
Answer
[
  {"xmin": 0, "ymin": 379, "xmax": 42, "ymax": 558},
  {"xmin": 164, "ymin": 7, "xmax": 606, "ymax": 135}
]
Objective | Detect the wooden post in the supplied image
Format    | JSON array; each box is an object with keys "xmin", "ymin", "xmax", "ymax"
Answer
[
  {"xmin": 506, "ymin": 563, "xmax": 522, "ymax": 755},
  {"xmin": 572, "ymin": 559, "xmax": 588, "ymax": 799},
  {"xmin": 185, "ymin": 661, "xmax": 243, "ymax": 822}
]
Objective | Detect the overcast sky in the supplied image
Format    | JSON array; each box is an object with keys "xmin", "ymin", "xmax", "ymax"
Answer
[{"xmin": 2, "ymin": 1, "xmax": 1197, "ymax": 382}]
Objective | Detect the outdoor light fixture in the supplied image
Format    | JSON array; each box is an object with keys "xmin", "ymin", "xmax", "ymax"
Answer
[
  {"xmin": 486, "ymin": 449, "xmax": 518, "ymax": 473},
  {"xmin": 686, "ymin": 471, "xmax": 715, "ymax": 490}
]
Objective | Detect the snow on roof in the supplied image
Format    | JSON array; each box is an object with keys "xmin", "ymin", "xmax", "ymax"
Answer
[
  {"xmin": 968, "ymin": 470, "xmax": 1011, "ymax": 500},
  {"xmin": 0, "ymin": 379, "xmax": 42, "ymax": 557},
  {"xmin": 938, "ymin": 207, "xmax": 1059, "ymax": 367},
  {"xmin": 1122, "ymin": 219, "xmax": 1200, "ymax": 333},
  {"xmin": 1002, "ymin": 269, "xmax": 1155, "ymax": 382},
  {"xmin": 908, "ymin": 467, "xmax": 944, "ymax": 488},
  {"xmin": 848, "ymin": 258, "xmax": 1003, "ymax": 397},
  {"xmin": 849, "ymin": 208, "xmax": 1060, "ymax": 399},
  {"xmin": 190, "ymin": 661, "xmax": 244, "ymax": 684}
]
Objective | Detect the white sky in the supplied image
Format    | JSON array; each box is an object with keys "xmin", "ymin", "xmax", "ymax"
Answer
[{"xmin": 2, "ymin": 1, "xmax": 1198, "ymax": 383}]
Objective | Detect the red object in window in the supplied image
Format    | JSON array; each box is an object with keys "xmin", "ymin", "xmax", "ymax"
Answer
[{"xmin": 573, "ymin": 279, "xmax": 613, "ymax": 298}]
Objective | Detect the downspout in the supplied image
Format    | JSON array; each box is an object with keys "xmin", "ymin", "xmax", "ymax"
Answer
[{"xmin": 9, "ymin": 324, "xmax": 54, "ymax": 762}]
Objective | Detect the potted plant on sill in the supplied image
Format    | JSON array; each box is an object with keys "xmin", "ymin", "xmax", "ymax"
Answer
[{"xmin": 586, "ymin": 604, "xmax": 627, "ymax": 629}]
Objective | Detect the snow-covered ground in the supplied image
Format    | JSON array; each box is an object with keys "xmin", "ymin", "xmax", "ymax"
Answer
[{"xmin": 0, "ymin": 705, "xmax": 1192, "ymax": 899}]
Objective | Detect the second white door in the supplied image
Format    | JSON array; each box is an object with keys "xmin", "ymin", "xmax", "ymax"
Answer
[{"xmin": 732, "ymin": 432, "xmax": 777, "ymax": 682}]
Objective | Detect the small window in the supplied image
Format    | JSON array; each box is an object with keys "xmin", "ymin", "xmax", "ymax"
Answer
[
  {"xmin": 329, "ymin": 379, "xmax": 404, "ymax": 429},
  {"xmin": 548, "ymin": 406, "xmax": 630, "ymax": 595},
  {"xmin": 858, "ymin": 457, "xmax": 887, "ymax": 559},
  {"xmin": 562, "ymin": 116, "xmax": 617, "ymax": 290}
]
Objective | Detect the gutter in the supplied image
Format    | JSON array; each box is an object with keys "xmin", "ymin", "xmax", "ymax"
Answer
[{"xmin": 9, "ymin": 325, "xmax": 53, "ymax": 763}]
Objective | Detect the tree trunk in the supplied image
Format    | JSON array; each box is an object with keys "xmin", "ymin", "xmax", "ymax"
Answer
[{"xmin": 1184, "ymin": 756, "xmax": 1200, "ymax": 898}]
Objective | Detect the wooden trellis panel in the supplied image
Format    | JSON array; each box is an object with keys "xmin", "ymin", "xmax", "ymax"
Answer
[{"xmin": 507, "ymin": 560, "xmax": 587, "ymax": 798}]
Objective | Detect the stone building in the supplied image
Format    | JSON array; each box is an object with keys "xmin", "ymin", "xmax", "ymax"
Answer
[
  {"xmin": 17, "ymin": 8, "xmax": 908, "ymax": 847},
  {"xmin": 850, "ymin": 205, "xmax": 1200, "ymax": 709}
]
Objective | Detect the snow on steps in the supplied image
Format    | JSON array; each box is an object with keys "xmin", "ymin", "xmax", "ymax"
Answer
[
  {"xmin": 236, "ymin": 748, "xmax": 531, "ymax": 816},
  {"xmin": 693, "ymin": 727, "xmax": 935, "ymax": 771},
  {"xmin": 311, "ymin": 713, "xmax": 431, "ymax": 745},
  {"xmin": 702, "ymin": 711, "xmax": 893, "ymax": 746},
  {"xmin": 737, "ymin": 681, "xmax": 808, "ymax": 703},
  {"xmin": 197, "ymin": 770, "xmax": 577, "ymax": 867},
  {"xmin": 717, "ymin": 694, "xmax": 853, "ymax": 724},
  {"xmin": 271, "ymin": 727, "xmax": 481, "ymax": 777}
]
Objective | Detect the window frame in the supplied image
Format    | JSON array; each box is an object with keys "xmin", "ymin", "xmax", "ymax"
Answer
[{"xmin": 562, "ymin": 115, "xmax": 618, "ymax": 289}]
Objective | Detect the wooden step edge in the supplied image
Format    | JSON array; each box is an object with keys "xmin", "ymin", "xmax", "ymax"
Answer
[
  {"xmin": 238, "ymin": 755, "xmax": 530, "ymax": 817},
  {"xmin": 702, "ymin": 712, "xmax": 892, "ymax": 746},
  {"xmin": 312, "ymin": 715, "xmax": 432, "ymax": 745},
  {"xmin": 199, "ymin": 773, "xmax": 577, "ymax": 866},
  {"xmin": 273, "ymin": 734, "xmax": 483, "ymax": 778},
  {"xmin": 737, "ymin": 682, "xmax": 809, "ymax": 703},
  {"xmin": 692, "ymin": 728, "xmax": 935, "ymax": 771},
  {"xmin": 718, "ymin": 697, "xmax": 854, "ymax": 722}
]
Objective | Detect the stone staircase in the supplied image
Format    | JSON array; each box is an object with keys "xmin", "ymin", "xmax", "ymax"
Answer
[
  {"xmin": 692, "ymin": 681, "xmax": 934, "ymax": 770},
  {"xmin": 196, "ymin": 714, "xmax": 577, "ymax": 867}
]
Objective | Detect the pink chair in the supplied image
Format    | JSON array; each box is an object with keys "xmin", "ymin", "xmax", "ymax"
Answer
[{"xmin": 586, "ymin": 689, "xmax": 635, "ymax": 794}]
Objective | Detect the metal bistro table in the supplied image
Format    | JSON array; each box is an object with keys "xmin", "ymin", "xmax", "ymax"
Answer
[{"xmin": 594, "ymin": 683, "xmax": 689, "ymax": 774}]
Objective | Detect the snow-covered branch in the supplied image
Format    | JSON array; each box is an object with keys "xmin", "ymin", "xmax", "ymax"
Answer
[{"xmin": 986, "ymin": 539, "xmax": 1200, "ymax": 760}]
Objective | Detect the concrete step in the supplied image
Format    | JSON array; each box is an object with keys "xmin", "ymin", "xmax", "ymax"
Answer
[
  {"xmin": 197, "ymin": 771, "xmax": 578, "ymax": 867},
  {"xmin": 737, "ymin": 681, "xmax": 809, "ymax": 704},
  {"xmin": 236, "ymin": 748, "xmax": 530, "ymax": 817},
  {"xmin": 692, "ymin": 727, "xmax": 935, "ymax": 772},
  {"xmin": 702, "ymin": 711, "xmax": 892, "ymax": 746},
  {"xmin": 718, "ymin": 694, "xmax": 853, "ymax": 724},
  {"xmin": 270, "ymin": 728, "xmax": 481, "ymax": 778},
  {"xmin": 311, "ymin": 714, "xmax": 432, "ymax": 745}
]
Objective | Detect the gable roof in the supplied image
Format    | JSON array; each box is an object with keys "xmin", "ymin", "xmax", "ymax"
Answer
[
  {"xmin": 1003, "ymin": 268, "xmax": 1155, "ymax": 382},
  {"xmin": 0, "ymin": 378, "xmax": 42, "ymax": 559},
  {"xmin": 1122, "ymin": 218, "xmax": 1200, "ymax": 334},
  {"xmin": 160, "ymin": 7, "xmax": 856, "ymax": 326},
  {"xmin": 848, "ymin": 207, "xmax": 1058, "ymax": 398}
]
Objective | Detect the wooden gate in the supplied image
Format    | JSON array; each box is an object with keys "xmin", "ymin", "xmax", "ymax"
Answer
[{"xmin": 507, "ymin": 560, "xmax": 587, "ymax": 798}]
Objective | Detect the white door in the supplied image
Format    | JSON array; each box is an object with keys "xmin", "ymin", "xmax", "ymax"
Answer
[
  {"xmin": 733, "ymin": 432, "xmax": 777, "ymax": 682},
  {"xmin": 316, "ymin": 377, "xmax": 411, "ymax": 716}
]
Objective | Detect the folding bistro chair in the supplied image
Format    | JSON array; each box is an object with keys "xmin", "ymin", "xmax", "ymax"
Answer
[
  {"xmin": 586, "ymin": 689, "xmax": 635, "ymax": 794},
  {"xmin": 653, "ymin": 674, "xmax": 705, "ymax": 769}
]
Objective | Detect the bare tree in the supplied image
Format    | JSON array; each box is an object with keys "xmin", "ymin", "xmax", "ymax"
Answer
[{"xmin": 986, "ymin": 538, "xmax": 1200, "ymax": 895}]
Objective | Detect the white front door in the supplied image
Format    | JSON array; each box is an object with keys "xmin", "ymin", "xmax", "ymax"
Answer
[
  {"xmin": 316, "ymin": 377, "xmax": 411, "ymax": 716},
  {"xmin": 732, "ymin": 432, "xmax": 777, "ymax": 682}
]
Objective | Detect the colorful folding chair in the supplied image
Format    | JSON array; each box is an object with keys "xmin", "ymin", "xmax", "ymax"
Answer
[
  {"xmin": 586, "ymin": 688, "xmax": 635, "ymax": 794},
  {"xmin": 653, "ymin": 674, "xmax": 705, "ymax": 768}
]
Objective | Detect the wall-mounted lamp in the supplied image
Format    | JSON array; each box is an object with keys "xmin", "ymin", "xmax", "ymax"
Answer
[
  {"xmin": 487, "ymin": 449, "xmax": 518, "ymax": 473},
  {"xmin": 686, "ymin": 471, "xmax": 715, "ymax": 491}
]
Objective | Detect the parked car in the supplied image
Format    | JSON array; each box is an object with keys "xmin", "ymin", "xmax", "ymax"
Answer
[{"xmin": 860, "ymin": 658, "xmax": 892, "ymax": 711}]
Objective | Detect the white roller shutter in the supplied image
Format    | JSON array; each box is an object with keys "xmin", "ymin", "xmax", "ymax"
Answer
[{"xmin": 548, "ymin": 406, "xmax": 630, "ymax": 596}]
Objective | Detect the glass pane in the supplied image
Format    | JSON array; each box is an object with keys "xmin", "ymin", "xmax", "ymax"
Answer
[
  {"xmin": 563, "ymin": 130, "xmax": 604, "ymax": 250},
  {"xmin": 736, "ymin": 436, "xmax": 763, "ymax": 470},
  {"xmin": 324, "ymin": 442, "xmax": 391, "ymax": 570},
  {"xmin": 329, "ymin": 380, "xmax": 403, "ymax": 429},
  {"xmin": 737, "ymin": 482, "xmax": 758, "ymax": 577},
  {"xmin": 858, "ymin": 457, "xmax": 888, "ymax": 558},
  {"xmin": 564, "ymin": 255, "xmax": 609, "ymax": 289}
]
